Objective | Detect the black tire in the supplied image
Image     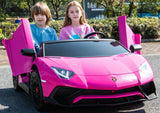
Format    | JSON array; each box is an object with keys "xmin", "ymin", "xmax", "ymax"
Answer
[
  {"xmin": 30, "ymin": 70, "xmax": 45, "ymax": 111},
  {"xmin": 13, "ymin": 76, "xmax": 21, "ymax": 91}
]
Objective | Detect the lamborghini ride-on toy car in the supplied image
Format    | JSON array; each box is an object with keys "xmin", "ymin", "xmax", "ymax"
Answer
[{"xmin": 3, "ymin": 19, "xmax": 157, "ymax": 111}]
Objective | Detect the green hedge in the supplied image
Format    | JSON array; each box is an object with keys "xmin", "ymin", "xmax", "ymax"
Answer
[
  {"xmin": 87, "ymin": 17, "xmax": 160, "ymax": 40},
  {"xmin": 0, "ymin": 17, "xmax": 160, "ymax": 45},
  {"xmin": 0, "ymin": 22, "xmax": 19, "ymax": 44}
]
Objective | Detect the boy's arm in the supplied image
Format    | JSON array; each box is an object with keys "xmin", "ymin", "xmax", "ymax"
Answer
[{"xmin": 7, "ymin": 33, "xmax": 13, "ymax": 40}]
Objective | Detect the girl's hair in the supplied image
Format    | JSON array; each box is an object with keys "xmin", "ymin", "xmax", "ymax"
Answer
[
  {"xmin": 31, "ymin": 2, "xmax": 51, "ymax": 25},
  {"xmin": 62, "ymin": 1, "xmax": 87, "ymax": 27}
]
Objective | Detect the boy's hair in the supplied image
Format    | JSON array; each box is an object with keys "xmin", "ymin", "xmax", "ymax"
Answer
[
  {"xmin": 31, "ymin": 2, "xmax": 51, "ymax": 25},
  {"xmin": 62, "ymin": 1, "xmax": 87, "ymax": 27}
]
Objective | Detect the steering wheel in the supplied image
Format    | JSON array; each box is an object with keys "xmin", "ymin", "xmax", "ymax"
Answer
[{"xmin": 83, "ymin": 31, "xmax": 106, "ymax": 39}]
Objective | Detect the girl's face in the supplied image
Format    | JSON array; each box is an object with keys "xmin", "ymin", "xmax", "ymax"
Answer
[
  {"xmin": 68, "ymin": 5, "xmax": 82, "ymax": 25},
  {"xmin": 34, "ymin": 14, "xmax": 47, "ymax": 28}
]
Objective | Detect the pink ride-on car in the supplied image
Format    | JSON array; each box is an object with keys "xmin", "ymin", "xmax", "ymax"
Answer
[{"xmin": 3, "ymin": 18, "xmax": 157, "ymax": 111}]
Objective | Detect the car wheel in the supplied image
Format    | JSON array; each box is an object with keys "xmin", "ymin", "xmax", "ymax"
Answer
[
  {"xmin": 30, "ymin": 70, "xmax": 45, "ymax": 111},
  {"xmin": 13, "ymin": 76, "xmax": 21, "ymax": 91}
]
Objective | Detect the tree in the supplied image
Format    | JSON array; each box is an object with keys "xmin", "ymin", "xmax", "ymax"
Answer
[
  {"xmin": 128, "ymin": 0, "xmax": 138, "ymax": 17},
  {"xmin": 138, "ymin": 0, "xmax": 148, "ymax": 17},
  {"xmin": 138, "ymin": 0, "xmax": 160, "ymax": 17},
  {"xmin": 46, "ymin": 0, "xmax": 63, "ymax": 19},
  {"xmin": 89, "ymin": 0, "xmax": 122, "ymax": 17},
  {"xmin": 46, "ymin": 0, "xmax": 82, "ymax": 19},
  {"xmin": 1, "ymin": 0, "xmax": 6, "ymax": 10},
  {"xmin": 145, "ymin": 0, "xmax": 160, "ymax": 14},
  {"xmin": 0, "ymin": 0, "xmax": 7, "ymax": 21},
  {"xmin": 25, "ymin": 0, "xmax": 44, "ymax": 16}
]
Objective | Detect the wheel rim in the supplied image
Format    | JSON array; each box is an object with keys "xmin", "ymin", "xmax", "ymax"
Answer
[{"xmin": 31, "ymin": 72, "xmax": 43, "ymax": 107}]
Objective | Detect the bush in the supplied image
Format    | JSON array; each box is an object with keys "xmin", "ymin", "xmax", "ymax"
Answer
[
  {"xmin": 0, "ymin": 22, "xmax": 19, "ymax": 45},
  {"xmin": 89, "ymin": 17, "xmax": 160, "ymax": 40},
  {"xmin": 0, "ymin": 29, "xmax": 6, "ymax": 45},
  {"xmin": 0, "ymin": 17, "xmax": 160, "ymax": 45},
  {"xmin": 126, "ymin": 17, "xmax": 160, "ymax": 40},
  {"xmin": 50, "ymin": 20, "xmax": 63, "ymax": 36},
  {"xmin": 144, "ymin": 26, "xmax": 160, "ymax": 39}
]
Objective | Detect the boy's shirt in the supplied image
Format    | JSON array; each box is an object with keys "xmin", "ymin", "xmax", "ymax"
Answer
[{"xmin": 30, "ymin": 24, "xmax": 58, "ymax": 54}]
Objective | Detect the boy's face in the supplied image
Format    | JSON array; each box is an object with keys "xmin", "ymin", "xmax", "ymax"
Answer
[
  {"xmin": 68, "ymin": 5, "xmax": 82, "ymax": 24},
  {"xmin": 34, "ymin": 14, "xmax": 47, "ymax": 28}
]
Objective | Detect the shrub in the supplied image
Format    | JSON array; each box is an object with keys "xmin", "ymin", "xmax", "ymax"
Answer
[
  {"xmin": 0, "ymin": 17, "xmax": 160, "ymax": 45},
  {"xmin": 50, "ymin": 20, "xmax": 63, "ymax": 36},
  {"xmin": 144, "ymin": 26, "xmax": 160, "ymax": 39},
  {"xmin": 0, "ymin": 29, "xmax": 6, "ymax": 45},
  {"xmin": 0, "ymin": 22, "xmax": 19, "ymax": 45}
]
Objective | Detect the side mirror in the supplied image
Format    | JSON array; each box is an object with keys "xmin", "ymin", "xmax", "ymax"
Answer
[
  {"xmin": 129, "ymin": 44, "xmax": 142, "ymax": 53},
  {"xmin": 21, "ymin": 49, "xmax": 35, "ymax": 56},
  {"xmin": 21, "ymin": 49, "xmax": 36, "ymax": 61}
]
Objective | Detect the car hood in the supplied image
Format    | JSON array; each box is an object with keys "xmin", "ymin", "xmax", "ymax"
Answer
[{"xmin": 46, "ymin": 53, "xmax": 146, "ymax": 76}]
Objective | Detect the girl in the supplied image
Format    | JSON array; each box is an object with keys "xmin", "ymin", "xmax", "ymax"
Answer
[
  {"xmin": 59, "ymin": 1, "xmax": 95, "ymax": 40},
  {"xmin": 8, "ymin": 2, "xmax": 58, "ymax": 54}
]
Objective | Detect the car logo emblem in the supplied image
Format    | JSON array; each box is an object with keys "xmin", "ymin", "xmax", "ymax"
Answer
[{"xmin": 112, "ymin": 77, "xmax": 117, "ymax": 82}]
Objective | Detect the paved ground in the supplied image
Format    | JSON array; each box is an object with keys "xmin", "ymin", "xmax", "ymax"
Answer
[
  {"xmin": 0, "ymin": 42, "xmax": 160, "ymax": 66},
  {"xmin": 141, "ymin": 42, "xmax": 160, "ymax": 55},
  {"xmin": 0, "ymin": 48, "xmax": 8, "ymax": 66}
]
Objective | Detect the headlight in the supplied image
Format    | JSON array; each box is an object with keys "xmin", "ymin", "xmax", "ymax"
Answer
[
  {"xmin": 51, "ymin": 67, "xmax": 74, "ymax": 80},
  {"xmin": 139, "ymin": 62, "xmax": 152, "ymax": 77}
]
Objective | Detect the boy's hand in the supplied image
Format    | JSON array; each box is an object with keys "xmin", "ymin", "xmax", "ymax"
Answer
[{"xmin": 7, "ymin": 33, "xmax": 13, "ymax": 40}]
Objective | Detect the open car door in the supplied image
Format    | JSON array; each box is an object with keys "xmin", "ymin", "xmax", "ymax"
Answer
[
  {"xmin": 2, "ymin": 19, "xmax": 34, "ymax": 76},
  {"xmin": 118, "ymin": 16, "xmax": 141, "ymax": 54}
]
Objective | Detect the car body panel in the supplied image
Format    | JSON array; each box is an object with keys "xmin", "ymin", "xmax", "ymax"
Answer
[
  {"xmin": 72, "ymin": 91, "xmax": 145, "ymax": 104},
  {"xmin": 32, "ymin": 53, "xmax": 154, "ymax": 97},
  {"xmin": 118, "ymin": 16, "xmax": 141, "ymax": 54},
  {"xmin": 2, "ymin": 19, "xmax": 34, "ymax": 76},
  {"xmin": 46, "ymin": 54, "xmax": 145, "ymax": 75}
]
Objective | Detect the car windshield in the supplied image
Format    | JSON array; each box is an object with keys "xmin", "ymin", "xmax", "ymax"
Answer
[{"xmin": 43, "ymin": 40, "xmax": 129, "ymax": 57}]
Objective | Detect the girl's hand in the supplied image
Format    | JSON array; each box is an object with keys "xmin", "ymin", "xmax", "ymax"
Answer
[{"xmin": 7, "ymin": 33, "xmax": 13, "ymax": 40}]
